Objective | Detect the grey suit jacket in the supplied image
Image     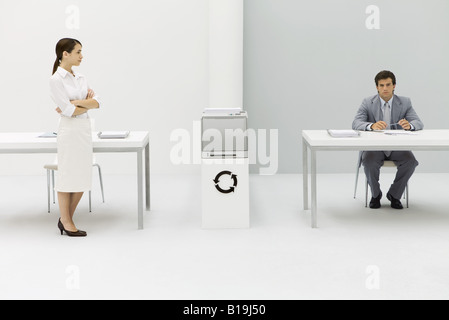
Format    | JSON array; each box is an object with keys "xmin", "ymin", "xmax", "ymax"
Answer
[{"xmin": 352, "ymin": 94, "xmax": 424, "ymax": 131}]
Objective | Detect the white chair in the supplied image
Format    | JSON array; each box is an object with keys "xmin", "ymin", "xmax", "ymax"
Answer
[
  {"xmin": 354, "ymin": 151, "xmax": 408, "ymax": 208},
  {"xmin": 45, "ymin": 160, "xmax": 105, "ymax": 213}
]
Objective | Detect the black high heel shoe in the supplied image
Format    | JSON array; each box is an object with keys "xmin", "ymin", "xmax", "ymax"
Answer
[{"xmin": 58, "ymin": 219, "xmax": 87, "ymax": 237}]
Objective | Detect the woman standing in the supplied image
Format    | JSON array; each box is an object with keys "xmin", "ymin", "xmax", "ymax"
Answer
[{"xmin": 49, "ymin": 38, "xmax": 100, "ymax": 237}]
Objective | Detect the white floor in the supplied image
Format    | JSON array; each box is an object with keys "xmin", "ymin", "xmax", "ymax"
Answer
[{"xmin": 1, "ymin": 172, "xmax": 449, "ymax": 300}]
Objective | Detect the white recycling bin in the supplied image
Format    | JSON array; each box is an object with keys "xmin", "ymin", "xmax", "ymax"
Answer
[{"xmin": 201, "ymin": 109, "xmax": 250, "ymax": 229}]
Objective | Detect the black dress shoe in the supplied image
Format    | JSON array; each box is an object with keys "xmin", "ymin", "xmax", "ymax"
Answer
[
  {"xmin": 58, "ymin": 219, "xmax": 87, "ymax": 237},
  {"xmin": 387, "ymin": 193, "xmax": 403, "ymax": 209},
  {"xmin": 369, "ymin": 192, "xmax": 382, "ymax": 209}
]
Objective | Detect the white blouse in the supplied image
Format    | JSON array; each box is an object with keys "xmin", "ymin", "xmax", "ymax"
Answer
[{"xmin": 49, "ymin": 66, "xmax": 101, "ymax": 118}]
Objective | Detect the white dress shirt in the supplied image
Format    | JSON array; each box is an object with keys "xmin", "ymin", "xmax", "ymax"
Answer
[{"xmin": 49, "ymin": 66, "xmax": 101, "ymax": 118}]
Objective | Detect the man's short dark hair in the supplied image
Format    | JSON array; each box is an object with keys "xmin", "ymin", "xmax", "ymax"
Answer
[{"xmin": 375, "ymin": 70, "xmax": 396, "ymax": 86}]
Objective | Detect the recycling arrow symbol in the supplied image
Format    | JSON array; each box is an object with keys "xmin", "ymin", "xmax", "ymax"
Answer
[{"xmin": 213, "ymin": 171, "xmax": 238, "ymax": 194}]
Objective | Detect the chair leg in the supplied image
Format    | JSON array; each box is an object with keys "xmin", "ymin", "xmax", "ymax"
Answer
[
  {"xmin": 406, "ymin": 183, "xmax": 409, "ymax": 208},
  {"xmin": 47, "ymin": 169, "xmax": 51, "ymax": 213},
  {"xmin": 95, "ymin": 164, "xmax": 105, "ymax": 203},
  {"xmin": 354, "ymin": 152, "xmax": 363, "ymax": 199},
  {"xmin": 354, "ymin": 165, "xmax": 360, "ymax": 199},
  {"xmin": 89, "ymin": 190, "xmax": 92, "ymax": 213},
  {"xmin": 51, "ymin": 170, "xmax": 55, "ymax": 204},
  {"xmin": 365, "ymin": 178, "xmax": 369, "ymax": 208}
]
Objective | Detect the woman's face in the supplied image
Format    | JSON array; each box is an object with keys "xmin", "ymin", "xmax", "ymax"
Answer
[{"xmin": 63, "ymin": 43, "xmax": 83, "ymax": 67}]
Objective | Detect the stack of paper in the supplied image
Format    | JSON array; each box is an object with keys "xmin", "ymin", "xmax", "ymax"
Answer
[
  {"xmin": 97, "ymin": 131, "xmax": 130, "ymax": 139},
  {"xmin": 203, "ymin": 108, "xmax": 243, "ymax": 115},
  {"xmin": 38, "ymin": 132, "xmax": 57, "ymax": 138},
  {"xmin": 327, "ymin": 129, "xmax": 360, "ymax": 138}
]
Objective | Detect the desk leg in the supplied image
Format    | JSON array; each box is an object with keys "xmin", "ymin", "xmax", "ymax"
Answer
[
  {"xmin": 302, "ymin": 137, "xmax": 309, "ymax": 210},
  {"xmin": 137, "ymin": 149, "xmax": 143, "ymax": 230},
  {"xmin": 145, "ymin": 142, "xmax": 150, "ymax": 211},
  {"xmin": 311, "ymin": 149, "xmax": 317, "ymax": 228}
]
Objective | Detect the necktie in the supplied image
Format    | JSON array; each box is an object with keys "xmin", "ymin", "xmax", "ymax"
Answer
[
  {"xmin": 384, "ymin": 102, "xmax": 391, "ymax": 157},
  {"xmin": 383, "ymin": 102, "xmax": 391, "ymax": 129}
]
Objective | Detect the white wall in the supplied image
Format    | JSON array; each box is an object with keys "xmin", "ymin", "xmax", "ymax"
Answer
[
  {"xmin": 244, "ymin": 0, "xmax": 449, "ymax": 173},
  {"xmin": 209, "ymin": 0, "xmax": 243, "ymax": 108},
  {"xmin": 9, "ymin": 1, "xmax": 445, "ymax": 176},
  {"xmin": 0, "ymin": 0, "xmax": 210, "ymax": 175}
]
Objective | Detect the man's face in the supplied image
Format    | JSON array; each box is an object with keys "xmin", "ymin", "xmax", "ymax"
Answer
[{"xmin": 376, "ymin": 78, "xmax": 395, "ymax": 101}]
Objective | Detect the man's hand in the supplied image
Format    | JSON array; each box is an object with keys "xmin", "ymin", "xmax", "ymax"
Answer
[
  {"xmin": 398, "ymin": 119, "xmax": 411, "ymax": 130},
  {"xmin": 55, "ymin": 107, "xmax": 62, "ymax": 114},
  {"xmin": 372, "ymin": 121, "xmax": 387, "ymax": 130}
]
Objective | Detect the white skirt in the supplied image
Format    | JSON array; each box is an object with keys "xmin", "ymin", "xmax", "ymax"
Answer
[{"xmin": 56, "ymin": 117, "xmax": 93, "ymax": 192}]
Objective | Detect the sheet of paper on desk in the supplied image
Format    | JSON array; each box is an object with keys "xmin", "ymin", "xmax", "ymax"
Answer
[
  {"xmin": 327, "ymin": 129, "xmax": 360, "ymax": 137},
  {"xmin": 97, "ymin": 131, "xmax": 130, "ymax": 139},
  {"xmin": 38, "ymin": 132, "xmax": 57, "ymax": 138},
  {"xmin": 383, "ymin": 130, "xmax": 418, "ymax": 135}
]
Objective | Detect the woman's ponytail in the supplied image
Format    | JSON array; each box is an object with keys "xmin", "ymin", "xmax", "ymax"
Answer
[{"xmin": 52, "ymin": 57, "xmax": 60, "ymax": 75}]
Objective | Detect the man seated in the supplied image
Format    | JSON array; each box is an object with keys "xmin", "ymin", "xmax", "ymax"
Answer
[{"xmin": 352, "ymin": 70, "xmax": 424, "ymax": 209}]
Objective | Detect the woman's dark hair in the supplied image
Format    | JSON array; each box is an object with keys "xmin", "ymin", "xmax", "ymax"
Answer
[
  {"xmin": 375, "ymin": 70, "xmax": 396, "ymax": 86},
  {"xmin": 52, "ymin": 38, "xmax": 82, "ymax": 75}
]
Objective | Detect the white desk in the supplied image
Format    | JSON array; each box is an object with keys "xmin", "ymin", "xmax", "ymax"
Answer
[
  {"xmin": 302, "ymin": 129, "xmax": 449, "ymax": 228},
  {"xmin": 0, "ymin": 131, "xmax": 150, "ymax": 229}
]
